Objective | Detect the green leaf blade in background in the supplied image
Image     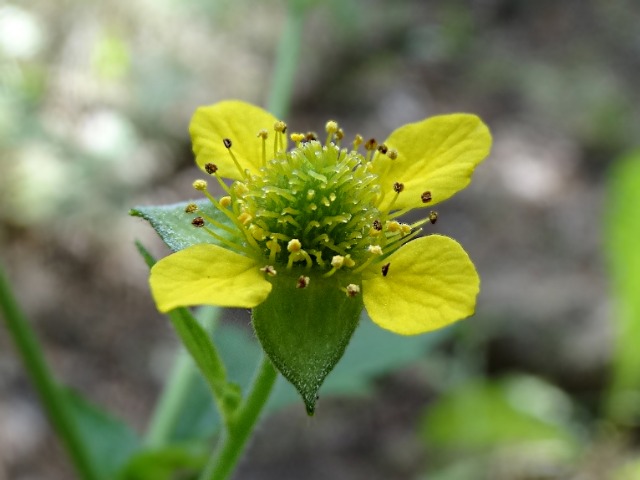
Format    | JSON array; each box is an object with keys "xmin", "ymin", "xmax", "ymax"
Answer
[
  {"xmin": 61, "ymin": 389, "xmax": 140, "ymax": 479},
  {"xmin": 130, "ymin": 199, "xmax": 237, "ymax": 252},
  {"xmin": 421, "ymin": 375, "xmax": 579, "ymax": 452},
  {"xmin": 116, "ymin": 444, "xmax": 207, "ymax": 480},
  {"xmin": 605, "ymin": 149, "xmax": 640, "ymax": 425}
]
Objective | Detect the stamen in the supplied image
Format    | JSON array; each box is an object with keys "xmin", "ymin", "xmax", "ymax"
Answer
[
  {"xmin": 257, "ymin": 129, "xmax": 268, "ymax": 166},
  {"xmin": 387, "ymin": 149, "xmax": 398, "ymax": 160},
  {"xmin": 185, "ymin": 203, "xmax": 198, "ymax": 213},
  {"xmin": 291, "ymin": 132, "xmax": 305, "ymax": 147},
  {"xmin": 352, "ymin": 245, "xmax": 383, "ymax": 273},
  {"xmin": 352, "ymin": 134, "xmax": 363, "ymax": 151},
  {"xmin": 385, "ymin": 182, "xmax": 404, "ymax": 212},
  {"xmin": 266, "ymin": 239, "xmax": 281, "ymax": 264},
  {"xmin": 220, "ymin": 196, "xmax": 232, "ymax": 208},
  {"xmin": 260, "ymin": 265, "xmax": 277, "ymax": 276},
  {"xmin": 223, "ymin": 138, "xmax": 247, "ymax": 179},
  {"xmin": 421, "ymin": 191, "xmax": 432, "ymax": 203},
  {"xmin": 345, "ymin": 284, "xmax": 360, "ymax": 297},
  {"xmin": 372, "ymin": 219, "xmax": 382, "ymax": 231},
  {"xmin": 205, "ymin": 163, "xmax": 218, "ymax": 174},
  {"xmin": 428, "ymin": 211, "xmax": 438, "ymax": 224},
  {"xmin": 193, "ymin": 179, "xmax": 208, "ymax": 191},
  {"xmin": 364, "ymin": 138, "xmax": 377, "ymax": 161},
  {"xmin": 381, "ymin": 262, "xmax": 390, "ymax": 277},
  {"xmin": 296, "ymin": 275, "xmax": 310, "ymax": 289},
  {"xmin": 325, "ymin": 120, "xmax": 338, "ymax": 145},
  {"xmin": 377, "ymin": 144, "xmax": 388, "ymax": 155},
  {"xmin": 274, "ymin": 121, "xmax": 287, "ymax": 155},
  {"xmin": 191, "ymin": 217, "xmax": 205, "ymax": 227}
]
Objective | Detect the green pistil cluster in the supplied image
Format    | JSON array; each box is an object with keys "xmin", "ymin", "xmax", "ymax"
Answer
[
  {"xmin": 190, "ymin": 120, "xmax": 423, "ymax": 283},
  {"xmin": 241, "ymin": 141, "xmax": 379, "ymax": 267}
]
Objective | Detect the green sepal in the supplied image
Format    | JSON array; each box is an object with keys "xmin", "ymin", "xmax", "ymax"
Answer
[
  {"xmin": 129, "ymin": 199, "xmax": 237, "ymax": 252},
  {"xmin": 252, "ymin": 271, "xmax": 363, "ymax": 415}
]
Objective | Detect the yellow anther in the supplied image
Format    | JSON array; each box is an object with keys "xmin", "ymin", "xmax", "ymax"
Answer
[
  {"xmin": 193, "ymin": 179, "xmax": 208, "ymax": 191},
  {"xmin": 274, "ymin": 120, "xmax": 287, "ymax": 133},
  {"xmin": 353, "ymin": 134, "xmax": 363, "ymax": 149},
  {"xmin": 369, "ymin": 227, "xmax": 382, "ymax": 237},
  {"xmin": 257, "ymin": 129, "xmax": 268, "ymax": 139},
  {"xmin": 185, "ymin": 203, "xmax": 198, "ymax": 213},
  {"xmin": 238, "ymin": 212, "xmax": 252, "ymax": 225},
  {"xmin": 387, "ymin": 220, "xmax": 401, "ymax": 233},
  {"xmin": 260, "ymin": 265, "xmax": 277, "ymax": 276},
  {"xmin": 343, "ymin": 255, "xmax": 356, "ymax": 268},
  {"xmin": 287, "ymin": 238, "xmax": 302, "ymax": 252},
  {"xmin": 325, "ymin": 120, "xmax": 339, "ymax": 134},
  {"xmin": 249, "ymin": 224, "xmax": 267, "ymax": 240},
  {"xmin": 331, "ymin": 255, "xmax": 345, "ymax": 269},
  {"xmin": 233, "ymin": 182, "xmax": 248, "ymax": 196},
  {"xmin": 220, "ymin": 196, "xmax": 232, "ymax": 208},
  {"xmin": 306, "ymin": 189, "xmax": 316, "ymax": 200},
  {"xmin": 368, "ymin": 245, "xmax": 383, "ymax": 256},
  {"xmin": 290, "ymin": 132, "xmax": 305, "ymax": 143},
  {"xmin": 400, "ymin": 224, "xmax": 412, "ymax": 235},
  {"xmin": 345, "ymin": 284, "xmax": 360, "ymax": 297},
  {"xmin": 329, "ymin": 192, "xmax": 337, "ymax": 202},
  {"xmin": 266, "ymin": 239, "xmax": 281, "ymax": 253}
]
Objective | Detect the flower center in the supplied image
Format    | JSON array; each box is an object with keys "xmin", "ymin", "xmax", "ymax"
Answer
[
  {"xmin": 239, "ymin": 140, "xmax": 379, "ymax": 268},
  {"xmin": 189, "ymin": 119, "xmax": 429, "ymax": 285}
]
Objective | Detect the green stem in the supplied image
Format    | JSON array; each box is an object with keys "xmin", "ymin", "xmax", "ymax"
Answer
[
  {"xmin": 199, "ymin": 355, "xmax": 278, "ymax": 480},
  {"xmin": 0, "ymin": 265, "xmax": 102, "ymax": 480},
  {"xmin": 266, "ymin": 5, "xmax": 305, "ymax": 118},
  {"xmin": 144, "ymin": 307, "xmax": 221, "ymax": 447}
]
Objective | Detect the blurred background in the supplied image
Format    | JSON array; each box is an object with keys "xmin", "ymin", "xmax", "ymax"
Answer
[{"xmin": 1, "ymin": 0, "xmax": 640, "ymax": 479}]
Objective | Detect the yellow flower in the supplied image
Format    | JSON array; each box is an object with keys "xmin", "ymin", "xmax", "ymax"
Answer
[{"xmin": 150, "ymin": 100, "xmax": 491, "ymax": 335}]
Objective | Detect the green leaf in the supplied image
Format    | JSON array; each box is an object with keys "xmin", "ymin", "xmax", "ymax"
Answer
[
  {"xmin": 61, "ymin": 389, "xmax": 140, "ymax": 478},
  {"xmin": 130, "ymin": 199, "xmax": 237, "ymax": 252},
  {"xmin": 605, "ymin": 150, "xmax": 640, "ymax": 425},
  {"xmin": 116, "ymin": 444, "xmax": 207, "ymax": 480},
  {"xmin": 252, "ymin": 272, "xmax": 363, "ymax": 415},
  {"xmin": 167, "ymin": 307, "xmax": 239, "ymax": 416},
  {"xmin": 422, "ymin": 376, "xmax": 577, "ymax": 452}
]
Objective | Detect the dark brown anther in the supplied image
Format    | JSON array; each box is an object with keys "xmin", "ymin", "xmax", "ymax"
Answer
[
  {"xmin": 223, "ymin": 138, "xmax": 232, "ymax": 149},
  {"xmin": 428, "ymin": 211, "xmax": 438, "ymax": 224},
  {"xmin": 296, "ymin": 275, "xmax": 310, "ymax": 289},
  {"xmin": 305, "ymin": 131, "xmax": 318, "ymax": 142},
  {"xmin": 381, "ymin": 263, "xmax": 391, "ymax": 277},
  {"xmin": 364, "ymin": 138, "xmax": 377, "ymax": 151},
  {"xmin": 335, "ymin": 128, "xmax": 344, "ymax": 140},
  {"xmin": 393, "ymin": 182, "xmax": 404, "ymax": 193},
  {"xmin": 373, "ymin": 219, "xmax": 382, "ymax": 231},
  {"xmin": 377, "ymin": 144, "xmax": 388, "ymax": 154},
  {"xmin": 191, "ymin": 217, "xmax": 205, "ymax": 227},
  {"xmin": 204, "ymin": 163, "xmax": 218, "ymax": 174},
  {"xmin": 421, "ymin": 191, "xmax": 432, "ymax": 203}
]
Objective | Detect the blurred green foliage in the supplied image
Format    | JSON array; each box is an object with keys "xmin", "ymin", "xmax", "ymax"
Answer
[{"xmin": 605, "ymin": 150, "xmax": 640, "ymax": 426}]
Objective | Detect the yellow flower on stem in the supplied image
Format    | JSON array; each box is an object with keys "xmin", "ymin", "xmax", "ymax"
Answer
[{"xmin": 148, "ymin": 100, "xmax": 491, "ymax": 412}]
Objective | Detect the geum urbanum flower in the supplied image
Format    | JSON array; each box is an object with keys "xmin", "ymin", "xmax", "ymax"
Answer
[{"xmin": 149, "ymin": 100, "xmax": 491, "ymax": 413}]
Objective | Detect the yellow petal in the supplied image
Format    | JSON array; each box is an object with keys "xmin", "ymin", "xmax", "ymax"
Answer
[
  {"xmin": 150, "ymin": 244, "xmax": 272, "ymax": 311},
  {"xmin": 190, "ymin": 100, "xmax": 278, "ymax": 180},
  {"xmin": 362, "ymin": 235, "xmax": 479, "ymax": 335},
  {"xmin": 373, "ymin": 114, "xmax": 491, "ymax": 211}
]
